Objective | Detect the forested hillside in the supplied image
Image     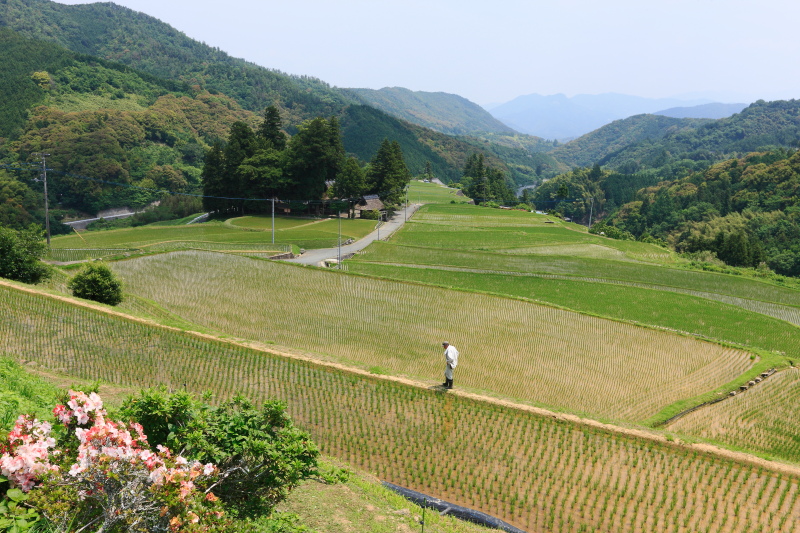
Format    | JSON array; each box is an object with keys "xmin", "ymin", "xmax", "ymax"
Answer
[
  {"xmin": 0, "ymin": 28, "xmax": 256, "ymax": 226},
  {"xmin": 345, "ymin": 87, "xmax": 517, "ymax": 135},
  {"xmin": 551, "ymin": 114, "xmax": 712, "ymax": 168},
  {"xmin": 554, "ymin": 100, "xmax": 800, "ymax": 172},
  {"xmin": 0, "ymin": 0, "xmax": 541, "ymax": 189},
  {"xmin": 608, "ymin": 149, "xmax": 800, "ymax": 275},
  {"xmin": 0, "ymin": 0, "xmax": 349, "ymax": 121}
]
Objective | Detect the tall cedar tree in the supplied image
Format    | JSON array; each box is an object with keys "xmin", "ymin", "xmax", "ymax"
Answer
[
  {"xmin": 237, "ymin": 106, "xmax": 290, "ymax": 208},
  {"xmin": 283, "ymin": 117, "xmax": 344, "ymax": 201},
  {"xmin": 224, "ymin": 122, "xmax": 258, "ymax": 212},
  {"xmin": 258, "ymin": 105, "xmax": 287, "ymax": 151},
  {"xmin": 202, "ymin": 142, "xmax": 226, "ymax": 213},
  {"xmin": 368, "ymin": 139, "xmax": 410, "ymax": 205},
  {"xmin": 462, "ymin": 153, "xmax": 486, "ymax": 201}
]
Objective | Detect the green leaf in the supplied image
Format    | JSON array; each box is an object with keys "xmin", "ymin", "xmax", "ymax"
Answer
[{"xmin": 5, "ymin": 489, "xmax": 25, "ymax": 503}]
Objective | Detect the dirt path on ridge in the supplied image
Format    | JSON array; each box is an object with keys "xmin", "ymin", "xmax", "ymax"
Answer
[{"xmin": 4, "ymin": 278, "xmax": 800, "ymax": 478}]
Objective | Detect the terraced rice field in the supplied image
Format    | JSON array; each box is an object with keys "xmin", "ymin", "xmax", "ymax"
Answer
[
  {"xmin": 343, "ymin": 262, "xmax": 800, "ymax": 361},
  {"xmin": 1, "ymin": 283, "xmax": 799, "ymax": 532},
  {"xmin": 110, "ymin": 250, "xmax": 753, "ymax": 422},
  {"xmin": 669, "ymin": 368, "xmax": 800, "ymax": 464},
  {"xmin": 50, "ymin": 216, "xmax": 377, "ymax": 251},
  {"xmin": 355, "ymin": 241, "xmax": 800, "ymax": 308}
]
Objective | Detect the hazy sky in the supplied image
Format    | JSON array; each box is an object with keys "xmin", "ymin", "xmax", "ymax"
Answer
[{"xmin": 55, "ymin": 0, "xmax": 800, "ymax": 106}]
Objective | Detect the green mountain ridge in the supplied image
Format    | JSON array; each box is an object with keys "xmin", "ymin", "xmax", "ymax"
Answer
[
  {"xmin": 554, "ymin": 100, "xmax": 800, "ymax": 172},
  {"xmin": 0, "ymin": 27, "xmax": 263, "ymax": 220},
  {"xmin": 551, "ymin": 114, "xmax": 713, "ymax": 168},
  {"xmin": 345, "ymin": 86, "xmax": 517, "ymax": 136}
]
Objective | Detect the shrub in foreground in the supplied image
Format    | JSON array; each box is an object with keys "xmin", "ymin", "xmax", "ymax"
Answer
[
  {"xmin": 1, "ymin": 390, "xmax": 228, "ymax": 532},
  {"xmin": 67, "ymin": 262, "xmax": 124, "ymax": 305},
  {"xmin": 121, "ymin": 390, "xmax": 320, "ymax": 516}
]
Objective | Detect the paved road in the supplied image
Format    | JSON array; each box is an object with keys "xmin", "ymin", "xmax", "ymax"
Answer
[{"xmin": 284, "ymin": 203, "xmax": 421, "ymax": 266}]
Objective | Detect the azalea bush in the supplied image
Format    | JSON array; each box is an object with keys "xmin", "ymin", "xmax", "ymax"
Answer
[
  {"xmin": 1, "ymin": 390, "xmax": 229, "ymax": 532},
  {"xmin": 1, "ymin": 389, "xmax": 321, "ymax": 532}
]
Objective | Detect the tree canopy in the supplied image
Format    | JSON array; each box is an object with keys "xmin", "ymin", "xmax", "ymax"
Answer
[{"xmin": 0, "ymin": 224, "xmax": 52, "ymax": 284}]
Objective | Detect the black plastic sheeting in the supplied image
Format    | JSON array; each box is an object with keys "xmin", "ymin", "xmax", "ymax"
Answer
[{"xmin": 382, "ymin": 481, "xmax": 527, "ymax": 533}]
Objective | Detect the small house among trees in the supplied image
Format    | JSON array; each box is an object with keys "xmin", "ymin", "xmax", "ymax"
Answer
[{"xmin": 354, "ymin": 194, "xmax": 385, "ymax": 219}]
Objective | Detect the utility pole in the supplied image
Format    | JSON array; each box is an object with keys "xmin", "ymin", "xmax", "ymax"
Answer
[
  {"xmin": 338, "ymin": 210, "xmax": 342, "ymax": 268},
  {"xmin": 271, "ymin": 197, "xmax": 275, "ymax": 244},
  {"xmin": 588, "ymin": 197, "xmax": 595, "ymax": 228},
  {"xmin": 32, "ymin": 153, "xmax": 51, "ymax": 247}
]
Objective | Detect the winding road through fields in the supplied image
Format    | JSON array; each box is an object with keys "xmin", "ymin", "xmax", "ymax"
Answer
[{"xmin": 284, "ymin": 203, "xmax": 420, "ymax": 266}]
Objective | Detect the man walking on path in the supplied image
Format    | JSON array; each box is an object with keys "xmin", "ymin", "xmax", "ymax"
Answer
[{"xmin": 442, "ymin": 342, "xmax": 459, "ymax": 389}]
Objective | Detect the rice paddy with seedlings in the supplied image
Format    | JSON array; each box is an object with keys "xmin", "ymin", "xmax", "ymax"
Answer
[
  {"xmin": 668, "ymin": 368, "xmax": 800, "ymax": 464},
  {"xmin": 49, "ymin": 215, "xmax": 378, "ymax": 251},
  {"xmin": 2, "ymin": 283, "xmax": 799, "ymax": 533},
  {"xmin": 110, "ymin": 250, "xmax": 753, "ymax": 422},
  {"xmin": 342, "ymin": 262, "xmax": 800, "ymax": 362}
]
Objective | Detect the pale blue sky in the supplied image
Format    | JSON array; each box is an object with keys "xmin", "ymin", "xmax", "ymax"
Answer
[{"xmin": 56, "ymin": 0, "xmax": 800, "ymax": 106}]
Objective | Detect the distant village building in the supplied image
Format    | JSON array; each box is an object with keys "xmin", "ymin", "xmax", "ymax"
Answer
[{"xmin": 354, "ymin": 194, "xmax": 385, "ymax": 219}]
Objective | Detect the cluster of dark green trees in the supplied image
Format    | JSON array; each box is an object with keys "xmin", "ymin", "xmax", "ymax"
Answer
[
  {"xmin": 202, "ymin": 106, "xmax": 411, "ymax": 215},
  {"xmin": 543, "ymin": 149, "xmax": 800, "ymax": 275},
  {"xmin": 459, "ymin": 153, "xmax": 517, "ymax": 205}
]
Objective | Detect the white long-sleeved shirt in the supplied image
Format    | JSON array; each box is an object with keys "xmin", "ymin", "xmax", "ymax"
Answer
[{"xmin": 444, "ymin": 345, "xmax": 459, "ymax": 368}]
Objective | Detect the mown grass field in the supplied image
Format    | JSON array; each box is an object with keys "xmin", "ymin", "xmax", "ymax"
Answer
[
  {"xmin": 669, "ymin": 368, "xmax": 800, "ymax": 464},
  {"xmin": 356, "ymin": 239, "xmax": 800, "ymax": 308},
  {"xmin": 110, "ymin": 250, "xmax": 753, "ymax": 422},
  {"xmin": 407, "ymin": 179, "xmax": 471, "ymax": 204},
  {"xmin": 3, "ymin": 283, "xmax": 800, "ymax": 533}
]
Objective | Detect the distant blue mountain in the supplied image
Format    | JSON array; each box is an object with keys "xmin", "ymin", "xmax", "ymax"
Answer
[{"xmin": 487, "ymin": 93, "xmax": 739, "ymax": 140}]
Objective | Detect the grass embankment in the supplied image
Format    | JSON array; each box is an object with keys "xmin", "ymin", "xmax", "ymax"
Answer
[
  {"xmin": 111, "ymin": 250, "xmax": 752, "ymax": 423},
  {"xmin": 668, "ymin": 368, "xmax": 800, "ymax": 463},
  {"xmin": 407, "ymin": 179, "xmax": 470, "ymax": 205},
  {"xmin": 0, "ymin": 357, "xmax": 62, "ymax": 430},
  {"xmin": 278, "ymin": 461, "xmax": 496, "ymax": 533},
  {"xmin": 2, "ymin": 283, "xmax": 800, "ymax": 532}
]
